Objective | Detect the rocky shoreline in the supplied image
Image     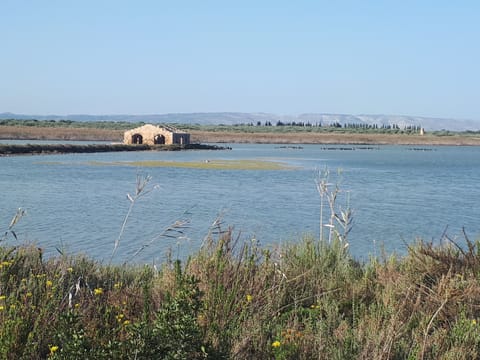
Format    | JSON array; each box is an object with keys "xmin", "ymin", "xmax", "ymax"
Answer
[{"xmin": 0, "ymin": 143, "xmax": 229, "ymax": 156}]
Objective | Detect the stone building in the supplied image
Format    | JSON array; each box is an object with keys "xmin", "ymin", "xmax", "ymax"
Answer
[{"xmin": 123, "ymin": 124, "xmax": 190, "ymax": 145}]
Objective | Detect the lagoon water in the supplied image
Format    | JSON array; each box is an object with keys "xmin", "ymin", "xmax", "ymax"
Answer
[{"xmin": 1, "ymin": 143, "xmax": 479, "ymax": 263}]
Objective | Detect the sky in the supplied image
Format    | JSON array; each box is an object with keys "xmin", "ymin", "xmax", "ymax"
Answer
[{"xmin": 1, "ymin": 0, "xmax": 479, "ymax": 120}]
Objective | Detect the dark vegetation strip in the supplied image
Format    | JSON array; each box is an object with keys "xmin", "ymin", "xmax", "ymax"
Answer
[
  {"xmin": 0, "ymin": 143, "xmax": 229, "ymax": 156},
  {"xmin": 0, "ymin": 118, "xmax": 143, "ymax": 130},
  {"xmin": 3, "ymin": 118, "xmax": 480, "ymax": 136}
]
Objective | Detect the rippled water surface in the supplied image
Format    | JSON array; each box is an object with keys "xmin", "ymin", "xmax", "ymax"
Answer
[{"xmin": 1, "ymin": 143, "xmax": 479, "ymax": 263}]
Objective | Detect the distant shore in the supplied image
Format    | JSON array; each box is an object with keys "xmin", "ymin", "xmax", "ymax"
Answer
[
  {"xmin": 190, "ymin": 130, "xmax": 480, "ymax": 146},
  {"xmin": 2, "ymin": 125, "xmax": 480, "ymax": 146}
]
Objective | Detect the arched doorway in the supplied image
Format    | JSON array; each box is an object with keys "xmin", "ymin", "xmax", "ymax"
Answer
[
  {"xmin": 154, "ymin": 134, "xmax": 165, "ymax": 144},
  {"xmin": 132, "ymin": 134, "xmax": 143, "ymax": 144}
]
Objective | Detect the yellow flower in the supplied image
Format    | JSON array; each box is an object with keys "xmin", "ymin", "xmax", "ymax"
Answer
[
  {"xmin": 114, "ymin": 282, "xmax": 122, "ymax": 289},
  {"xmin": 26, "ymin": 292, "xmax": 33, "ymax": 298},
  {"xmin": 49, "ymin": 345, "xmax": 59, "ymax": 355},
  {"xmin": 272, "ymin": 340, "xmax": 281, "ymax": 348},
  {"xmin": 472, "ymin": 319, "xmax": 477, "ymax": 326},
  {"xmin": 46, "ymin": 280, "xmax": 53, "ymax": 287},
  {"xmin": 67, "ymin": 267, "xmax": 73, "ymax": 273},
  {"xmin": 123, "ymin": 320, "xmax": 131, "ymax": 326},
  {"xmin": 94, "ymin": 288, "xmax": 103, "ymax": 296},
  {"xmin": 74, "ymin": 303, "xmax": 80, "ymax": 309},
  {"xmin": 116, "ymin": 314, "xmax": 125, "ymax": 322},
  {"xmin": 9, "ymin": 304, "xmax": 16, "ymax": 310},
  {"xmin": 0, "ymin": 295, "xmax": 6, "ymax": 301},
  {"xmin": 246, "ymin": 294, "xmax": 253, "ymax": 303},
  {"xmin": 0, "ymin": 306, "xmax": 4, "ymax": 311}
]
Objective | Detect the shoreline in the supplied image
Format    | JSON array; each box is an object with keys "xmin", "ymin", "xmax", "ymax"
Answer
[{"xmin": 0, "ymin": 143, "xmax": 229, "ymax": 156}]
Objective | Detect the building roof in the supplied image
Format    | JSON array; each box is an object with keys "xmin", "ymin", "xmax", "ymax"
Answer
[{"xmin": 124, "ymin": 124, "xmax": 187, "ymax": 134}]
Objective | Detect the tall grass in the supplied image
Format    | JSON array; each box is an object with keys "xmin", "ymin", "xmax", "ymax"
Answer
[{"xmin": 3, "ymin": 232, "xmax": 480, "ymax": 359}]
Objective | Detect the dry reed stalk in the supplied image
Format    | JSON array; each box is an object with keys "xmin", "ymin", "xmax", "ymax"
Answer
[
  {"xmin": 110, "ymin": 174, "xmax": 158, "ymax": 264},
  {"xmin": 1, "ymin": 207, "xmax": 26, "ymax": 242},
  {"xmin": 315, "ymin": 168, "xmax": 353, "ymax": 245}
]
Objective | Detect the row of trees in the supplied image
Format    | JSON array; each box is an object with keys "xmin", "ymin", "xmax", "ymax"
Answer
[
  {"xmin": 1, "ymin": 118, "xmax": 424, "ymax": 133},
  {"xmin": 242, "ymin": 121, "xmax": 423, "ymax": 131}
]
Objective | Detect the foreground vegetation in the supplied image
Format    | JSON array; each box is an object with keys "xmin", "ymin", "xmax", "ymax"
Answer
[{"xmin": 2, "ymin": 232, "xmax": 480, "ymax": 359}]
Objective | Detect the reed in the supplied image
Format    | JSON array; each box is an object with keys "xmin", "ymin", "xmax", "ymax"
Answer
[{"xmin": 3, "ymin": 233, "xmax": 480, "ymax": 359}]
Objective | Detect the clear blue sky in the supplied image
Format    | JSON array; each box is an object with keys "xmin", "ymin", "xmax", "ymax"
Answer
[{"xmin": 1, "ymin": 0, "xmax": 479, "ymax": 119}]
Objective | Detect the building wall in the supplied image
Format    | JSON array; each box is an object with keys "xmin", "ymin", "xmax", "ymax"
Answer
[
  {"xmin": 124, "ymin": 125, "xmax": 190, "ymax": 145},
  {"xmin": 172, "ymin": 133, "xmax": 190, "ymax": 145}
]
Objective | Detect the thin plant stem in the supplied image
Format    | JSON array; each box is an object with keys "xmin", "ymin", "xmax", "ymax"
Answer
[{"xmin": 110, "ymin": 173, "xmax": 157, "ymax": 264}]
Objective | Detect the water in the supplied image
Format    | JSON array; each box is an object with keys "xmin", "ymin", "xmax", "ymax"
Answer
[{"xmin": 1, "ymin": 143, "xmax": 479, "ymax": 263}]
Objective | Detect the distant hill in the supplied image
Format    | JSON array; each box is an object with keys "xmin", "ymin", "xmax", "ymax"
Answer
[{"xmin": 1, "ymin": 112, "xmax": 479, "ymax": 131}]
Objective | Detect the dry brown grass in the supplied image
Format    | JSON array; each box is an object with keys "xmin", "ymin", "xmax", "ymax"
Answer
[
  {"xmin": 3, "ymin": 125, "xmax": 480, "ymax": 145},
  {"xmin": 190, "ymin": 130, "xmax": 480, "ymax": 145},
  {"xmin": 0, "ymin": 125, "xmax": 123, "ymax": 141}
]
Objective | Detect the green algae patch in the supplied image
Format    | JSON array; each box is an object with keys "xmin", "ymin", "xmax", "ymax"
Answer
[{"xmin": 90, "ymin": 159, "xmax": 294, "ymax": 170}]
